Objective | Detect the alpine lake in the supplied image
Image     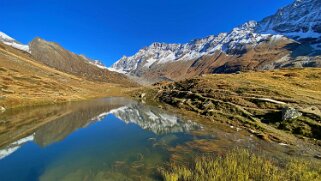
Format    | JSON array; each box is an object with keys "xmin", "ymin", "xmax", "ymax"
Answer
[{"xmin": 0, "ymin": 97, "xmax": 319, "ymax": 181}]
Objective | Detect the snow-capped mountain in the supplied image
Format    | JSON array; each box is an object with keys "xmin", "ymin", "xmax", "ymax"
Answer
[
  {"xmin": 257, "ymin": 0, "xmax": 321, "ymax": 42},
  {"xmin": 0, "ymin": 32, "xmax": 30, "ymax": 53},
  {"xmin": 112, "ymin": 21, "xmax": 283, "ymax": 73},
  {"xmin": 111, "ymin": 0, "xmax": 321, "ymax": 80}
]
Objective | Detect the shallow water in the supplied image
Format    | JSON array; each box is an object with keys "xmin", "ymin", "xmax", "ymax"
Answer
[{"xmin": 0, "ymin": 98, "xmax": 319, "ymax": 181}]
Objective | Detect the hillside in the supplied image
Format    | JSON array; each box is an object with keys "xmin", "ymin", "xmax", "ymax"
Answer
[
  {"xmin": 29, "ymin": 37, "xmax": 133, "ymax": 83},
  {"xmin": 0, "ymin": 42, "xmax": 136, "ymax": 109},
  {"xmin": 137, "ymin": 68, "xmax": 321, "ymax": 144}
]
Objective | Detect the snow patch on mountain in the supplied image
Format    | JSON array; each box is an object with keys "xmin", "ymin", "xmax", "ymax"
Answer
[
  {"xmin": 79, "ymin": 54, "xmax": 108, "ymax": 69},
  {"xmin": 0, "ymin": 32, "xmax": 30, "ymax": 53},
  {"xmin": 0, "ymin": 134, "xmax": 34, "ymax": 160}
]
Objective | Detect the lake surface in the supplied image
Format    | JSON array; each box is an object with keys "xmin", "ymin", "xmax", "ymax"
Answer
[{"xmin": 0, "ymin": 98, "xmax": 319, "ymax": 181}]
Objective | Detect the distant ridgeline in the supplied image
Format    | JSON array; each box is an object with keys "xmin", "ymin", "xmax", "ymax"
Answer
[{"xmin": 111, "ymin": 0, "xmax": 321, "ymax": 83}]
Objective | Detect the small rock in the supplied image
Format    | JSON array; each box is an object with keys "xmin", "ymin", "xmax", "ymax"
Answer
[
  {"xmin": 0, "ymin": 106, "xmax": 5, "ymax": 113},
  {"xmin": 148, "ymin": 138, "xmax": 157, "ymax": 142},
  {"xmin": 140, "ymin": 93, "xmax": 146, "ymax": 99},
  {"xmin": 278, "ymin": 143, "xmax": 288, "ymax": 146},
  {"xmin": 1, "ymin": 89, "xmax": 15, "ymax": 94},
  {"xmin": 282, "ymin": 107, "xmax": 302, "ymax": 121},
  {"xmin": 250, "ymin": 129, "xmax": 257, "ymax": 134}
]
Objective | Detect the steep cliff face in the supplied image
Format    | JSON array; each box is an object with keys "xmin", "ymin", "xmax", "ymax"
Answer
[
  {"xmin": 111, "ymin": 0, "xmax": 321, "ymax": 83},
  {"xmin": 29, "ymin": 38, "xmax": 134, "ymax": 84}
]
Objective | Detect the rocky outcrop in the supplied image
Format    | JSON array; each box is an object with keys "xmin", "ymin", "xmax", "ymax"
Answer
[
  {"xmin": 152, "ymin": 69, "xmax": 321, "ymax": 140},
  {"xmin": 282, "ymin": 107, "xmax": 302, "ymax": 121}
]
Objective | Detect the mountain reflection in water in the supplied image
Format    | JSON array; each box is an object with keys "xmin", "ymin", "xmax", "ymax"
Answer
[
  {"xmin": 109, "ymin": 104, "xmax": 202, "ymax": 134},
  {"xmin": 0, "ymin": 97, "xmax": 202, "ymax": 160}
]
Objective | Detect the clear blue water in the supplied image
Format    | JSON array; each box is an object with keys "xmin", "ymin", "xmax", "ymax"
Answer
[{"xmin": 0, "ymin": 98, "xmax": 203, "ymax": 181}]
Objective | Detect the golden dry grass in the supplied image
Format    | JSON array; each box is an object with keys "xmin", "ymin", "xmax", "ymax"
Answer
[
  {"xmin": 0, "ymin": 43, "xmax": 137, "ymax": 109},
  {"xmin": 160, "ymin": 149, "xmax": 321, "ymax": 181}
]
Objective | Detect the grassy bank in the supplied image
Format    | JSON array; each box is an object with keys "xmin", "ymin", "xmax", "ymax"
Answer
[{"xmin": 160, "ymin": 149, "xmax": 321, "ymax": 181}]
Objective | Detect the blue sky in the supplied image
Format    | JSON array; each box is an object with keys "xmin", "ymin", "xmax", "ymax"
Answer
[{"xmin": 0, "ymin": 0, "xmax": 293, "ymax": 66}]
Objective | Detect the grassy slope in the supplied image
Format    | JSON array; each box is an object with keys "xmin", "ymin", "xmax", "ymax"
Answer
[
  {"xmin": 0, "ymin": 43, "xmax": 137, "ymax": 109},
  {"xmin": 138, "ymin": 68, "xmax": 321, "ymax": 144},
  {"xmin": 160, "ymin": 149, "xmax": 321, "ymax": 181}
]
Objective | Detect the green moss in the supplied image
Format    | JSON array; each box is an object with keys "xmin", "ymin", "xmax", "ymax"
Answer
[{"xmin": 276, "ymin": 116, "xmax": 321, "ymax": 139}]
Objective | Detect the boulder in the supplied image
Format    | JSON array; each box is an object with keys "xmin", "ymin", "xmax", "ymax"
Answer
[{"xmin": 282, "ymin": 107, "xmax": 302, "ymax": 121}]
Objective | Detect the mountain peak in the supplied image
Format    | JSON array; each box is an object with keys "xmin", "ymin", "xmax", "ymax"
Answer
[
  {"xmin": 257, "ymin": 0, "xmax": 321, "ymax": 40},
  {"xmin": 237, "ymin": 21, "xmax": 257, "ymax": 31}
]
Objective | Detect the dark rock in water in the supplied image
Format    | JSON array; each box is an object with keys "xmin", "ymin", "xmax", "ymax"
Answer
[{"xmin": 282, "ymin": 107, "xmax": 302, "ymax": 121}]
